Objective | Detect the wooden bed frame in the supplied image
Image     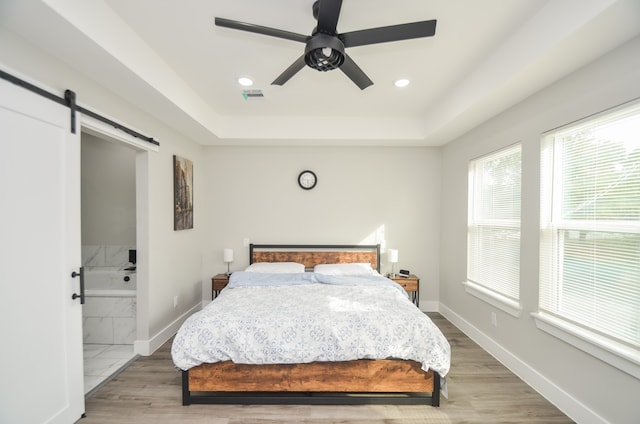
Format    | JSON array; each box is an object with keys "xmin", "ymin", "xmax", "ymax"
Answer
[{"xmin": 181, "ymin": 244, "xmax": 441, "ymax": 406}]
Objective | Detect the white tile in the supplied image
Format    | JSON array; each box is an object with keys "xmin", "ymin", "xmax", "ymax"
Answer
[
  {"xmin": 83, "ymin": 344, "xmax": 136, "ymax": 394},
  {"xmin": 101, "ymin": 344, "xmax": 135, "ymax": 359},
  {"xmin": 84, "ymin": 317, "xmax": 114, "ymax": 344},
  {"xmin": 113, "ymin": 318, "xmax": 136, "ymax": 344},
  {"xmin": 113, "ymin": 297, "xmax": 136, "ymax": 318},
  {"xmin": 83, "ymin": 344, "xmax": 110, "ymax": 359},
  {"xmin": 84, "ymin": 297, "xmax": 135, "ymax": 318},
  {"xmin": 83, "ymin": 245, "xmax": 105, "ymax": 267},
  {"xmin": 84, "ymin": 357, "xmax": 126, "ymax": 377},
  {"xmin": 105, "ymin": 359, "xmax": 130, "ymax": 376},
  {"xmin": 121, "ymin": 273, "xmax": 137, "ymax": 290},
  {"xmin": 105, "ymin": 245, "xmax": 129, "ymax": 267},
  {"xmin": 109, "ymin": 272, "xmax": 127, "ymax": 290},
  {"xmin": 82, "ymin": 297, "xmax": 102, "ymax": 316},
  {"xmin": 84, "ymin": 374, "xmax": 104, "ymax": 394}
]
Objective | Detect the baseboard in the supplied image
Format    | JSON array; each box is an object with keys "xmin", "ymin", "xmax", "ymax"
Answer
[
  {"xmin": 439, "ymin": 303, "xmax": 607, "ymax": 424},
  {"xmin": 419, "ymin": 300, "xmax": 439, "ymax": 313},
  {"xmin": 134, "ymin": 302, "xmax": 201, "ymax": 356}
]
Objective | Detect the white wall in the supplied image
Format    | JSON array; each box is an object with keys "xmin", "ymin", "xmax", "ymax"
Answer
[
  {"xmin": 201, "ymin": 146, "xmax": 441, "ymax": 309},
  {"xmin": 0, "ymin": 29, "xmax": 204, "ymax": 351},
  {"xmin": 440, "ymin": 36, "xmax": 640, "ymax": 424}
]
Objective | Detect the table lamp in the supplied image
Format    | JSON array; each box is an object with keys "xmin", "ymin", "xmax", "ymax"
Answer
[
  {"xmin": 223, "ymin": 248, "xmax": 234, "ymax": 276},
  {"xmin": 388, "ymin": 249, "xmax": 398, "ymax": 277}
]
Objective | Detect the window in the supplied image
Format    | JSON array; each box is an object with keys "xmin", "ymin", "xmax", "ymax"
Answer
[
  {"xmin": 538, "ymin": 100, "xmax": 640, "ymax": 376},
  {"xmin": 466, "ymin": 144, "xmax": 522, "ymax": 315}
]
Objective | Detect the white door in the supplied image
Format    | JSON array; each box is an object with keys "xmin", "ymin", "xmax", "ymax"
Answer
[{"xmin": 0, "ymin": 78, "xmax": 85, "ymax": 423}]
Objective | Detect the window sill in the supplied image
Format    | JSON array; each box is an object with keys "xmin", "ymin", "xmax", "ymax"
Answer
[
  {"xmin": 462, "ymin": 280, "xmax": 522, "ymax": 317},
  {"xmin": 532, "ymin": 312, "xmax": 640, "ymax": 380}
]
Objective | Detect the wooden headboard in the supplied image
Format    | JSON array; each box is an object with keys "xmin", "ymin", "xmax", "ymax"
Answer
[{"xmin": 249, "ymin": 244, "xmax": 381, "ymax": 272}]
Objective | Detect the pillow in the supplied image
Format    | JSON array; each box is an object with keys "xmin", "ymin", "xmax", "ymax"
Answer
[
  {"xmin": 244, "ymin": 262, "xmax": 305, "ymax": 274},
  {"xmin": 313, "ymin": 263, "xmax": 378, "ymax": 276}
]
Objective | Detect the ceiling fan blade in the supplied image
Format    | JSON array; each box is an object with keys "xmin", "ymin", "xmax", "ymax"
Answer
[
  {"xmin": 316, "ymin": 0, "xmax": 342, "ymax": 34},
  {"xmin": 341, "ymin": 19, "xmax": 437, "ymax": 48},
  {"xmin": 272, "ymin": 55, "xmax": 307, "ymax": 86},
  {"xmin": 215, "ymin": 17, "xmax": 309, "ymax": 44},
  {"xmin": 340, "ymin": 54, "xmax": 373, "ymax": 90}
]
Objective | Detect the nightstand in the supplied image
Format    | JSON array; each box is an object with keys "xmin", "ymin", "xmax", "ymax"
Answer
[
  {"xmin": 212, "ymin": 273, "xmax": 230, "ymax": 299},
  {"xmin": 390, "ymin": 274, "xmax": 420, "ymax": 306}
]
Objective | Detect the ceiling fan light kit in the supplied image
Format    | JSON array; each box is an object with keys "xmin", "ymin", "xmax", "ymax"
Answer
[
  {"xmin": 215, "ymin": 0, "xmax": 437, "ymax": 90},
  {"xmin": 304, "ymin": 34, "xmax": 345, "ymax": 72}
]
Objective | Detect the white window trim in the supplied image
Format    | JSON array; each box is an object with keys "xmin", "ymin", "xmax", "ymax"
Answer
[
  {"xmin": 463, "ymin": 280, "xmax": 522, "ymax": 317},
  {"xmin": 532, "ymin": 312, "xmax": 640, "ymax": 379}
]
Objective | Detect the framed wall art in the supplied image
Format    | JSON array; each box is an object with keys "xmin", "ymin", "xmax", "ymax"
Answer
[{"xmin": 173, "ymin": 155, "xmax": 193, "ymax": 230}]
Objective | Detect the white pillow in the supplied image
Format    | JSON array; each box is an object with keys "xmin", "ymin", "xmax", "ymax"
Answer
[
  {"xmin": 313, "ymin": 263, "xmax": 378, "ymax": 276},
  {"xmin": 245, "ymin": 262, "xmax": 305, "ymax": 273}
]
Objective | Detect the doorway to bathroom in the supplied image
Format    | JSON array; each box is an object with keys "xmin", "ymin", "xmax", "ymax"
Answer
[{"xmin": 80, "ymin": 132, "xmax": 138, "ymax": 394}]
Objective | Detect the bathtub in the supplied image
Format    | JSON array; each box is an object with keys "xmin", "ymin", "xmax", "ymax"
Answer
[
  {"xmin": 82, "ymin": 267, "xmax": 137, "ymax": 345},
  {"xmin": 83, "ymin": 266, "xmax": 137, "ymax": 291},
  {"xmin": 84, "ymin": 289, "xmax": 136, "ymax": 298}
]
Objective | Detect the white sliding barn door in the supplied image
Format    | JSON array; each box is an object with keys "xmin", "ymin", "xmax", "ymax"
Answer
[{"xmin": 0, "ymin": 78, "xmax": 85, "ymax": 423}]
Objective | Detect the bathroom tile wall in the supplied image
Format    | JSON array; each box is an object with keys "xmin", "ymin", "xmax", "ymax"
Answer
[
  {"xmin": 82, "ymin": 244, "xmax": 137, "ymax": 345},
  {"xmin": 83, "ymin": 296, "xmax": 137, "ymax": 344},
  {"xmin": 83, "ymin": 245, "xmax": 135, "ymax": 268}
]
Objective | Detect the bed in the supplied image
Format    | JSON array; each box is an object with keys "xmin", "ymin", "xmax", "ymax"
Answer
[{"xmin": 172, "ymin": 244, "xmax": 450, "ymax": 406}]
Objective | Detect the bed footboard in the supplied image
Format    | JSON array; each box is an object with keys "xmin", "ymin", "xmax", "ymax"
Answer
[{"xmin": 181, "ymin": 360, "xmax": 441, "ymax": 406}]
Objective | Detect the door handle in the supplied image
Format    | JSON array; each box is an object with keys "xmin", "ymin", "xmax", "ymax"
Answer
[{"xmin": 71, "ymin": 266, "xmax": 85, "ymax": 304}]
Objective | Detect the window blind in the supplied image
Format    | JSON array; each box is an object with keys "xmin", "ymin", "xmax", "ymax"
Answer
[
  {"xmin": 540, "ymin": 100, "xmax": 640, "ymax": 349},
  {"xmin": 468, "ymin": 144, "xmax": 522, "ymax": 301}
]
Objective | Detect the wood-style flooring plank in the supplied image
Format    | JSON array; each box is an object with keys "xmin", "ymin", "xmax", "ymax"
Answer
[{"xmin": 82, "ymin": 313, "xmax": 574, "ymax": 423}]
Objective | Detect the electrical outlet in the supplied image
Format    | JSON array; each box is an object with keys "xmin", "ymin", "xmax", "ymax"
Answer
[
  {"xmin": 173, "ymin": 295, "xmax": 179, "ymax": 309},
  {"xmin": 491, "ymin": 311, "xmax": 498, "ymax": 327},
  {"xmin": 243, "ymin": 238, "xmax": 250, "ymax": 247}
]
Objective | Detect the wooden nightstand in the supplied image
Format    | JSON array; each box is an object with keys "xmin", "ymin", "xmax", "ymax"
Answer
[
  {"xmin": 212, "ymin": 273, "xmax": 230, "ymax": 299},
  {"xmin": 390, "ymin": 274, "xmax": 420, "ymax": 306}
]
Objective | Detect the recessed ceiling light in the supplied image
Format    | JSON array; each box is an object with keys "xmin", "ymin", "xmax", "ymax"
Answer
[
  {"xmin": 237, "ymin": 77, "xmax": 254, "ymax": 87},
  {"xmin": 394, "ymin": 78, "xmax": 410, "ymax": 88}
]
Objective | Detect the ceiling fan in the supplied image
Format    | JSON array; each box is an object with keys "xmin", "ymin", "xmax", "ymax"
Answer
[{"xmin": 215, "ymin": 0, "xmax": 437, "ymax": 90}]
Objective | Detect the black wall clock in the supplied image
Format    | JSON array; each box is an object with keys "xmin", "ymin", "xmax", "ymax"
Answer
[{"xmin": 298, "ymin": 170, "xmax": 317, "ymax": 190}]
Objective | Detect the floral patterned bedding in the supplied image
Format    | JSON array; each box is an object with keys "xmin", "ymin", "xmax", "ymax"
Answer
[{"xmin": 171, "ymin": 272, "xmax": 450, "ymax": 376}]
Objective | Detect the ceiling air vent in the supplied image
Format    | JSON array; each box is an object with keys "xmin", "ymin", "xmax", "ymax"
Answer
[{"xmin": 242, "ymin": 89, "xmax": 264, "ymax": 100}]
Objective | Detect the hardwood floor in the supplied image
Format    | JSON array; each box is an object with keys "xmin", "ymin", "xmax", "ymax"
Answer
[{"xmin": 82, "ymin": 314, "xmax": 574, "ymax": 423}]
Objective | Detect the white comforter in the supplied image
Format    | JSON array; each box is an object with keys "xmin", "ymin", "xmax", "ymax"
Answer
[{"xmin": 171, "ymin": 272, "xmax": 450, "ymax": 376}]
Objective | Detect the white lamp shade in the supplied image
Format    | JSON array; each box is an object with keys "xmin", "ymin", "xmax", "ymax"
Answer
[
  {"xmin": 223, "ymin": 248, "xmax": 234, "ymax": 263},
  {"xmin": 388, "ymin": 249, "xmax": 399, "ymax": 264}
]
